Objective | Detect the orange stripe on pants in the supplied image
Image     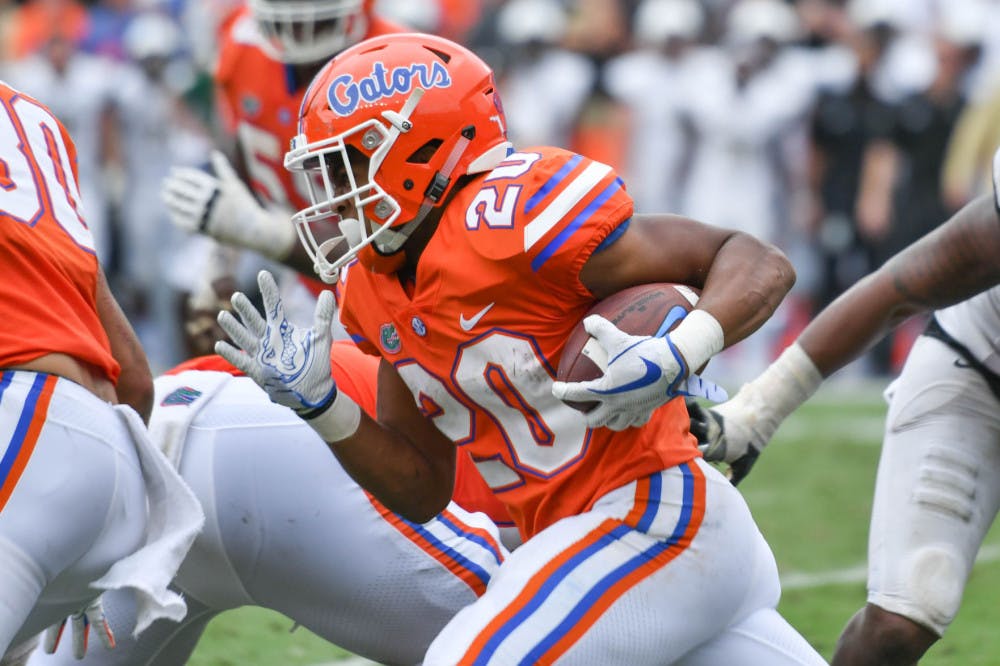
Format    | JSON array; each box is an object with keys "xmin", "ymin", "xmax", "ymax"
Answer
[{"xmin": 0, "ymin": 374, "xmax": 57, "ymax": 512}]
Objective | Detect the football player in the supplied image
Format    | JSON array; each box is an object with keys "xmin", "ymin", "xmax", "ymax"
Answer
[
  {"xmin": 28, "ymin": 340, "xmax": 510, "ymax": 666},
  {"xmin": 161, "ymin": 0, "xmax": 406, "ymax": 354},
  {"xmin": 0, "ymin": 82, "xmax": 200, "ymax": 663},
  {"xmin": 217, "ymin": 33, "xmax": 827, "ymax": 664},
  {"xmin": 690, "ymin": 151, "xmax": 1000, "ymax": 664}
]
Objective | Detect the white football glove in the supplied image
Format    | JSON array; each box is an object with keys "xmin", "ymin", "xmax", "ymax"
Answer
[
  {"xmin": 551, "ymin": 314, "xmax": 726, "ymax": 431},
  {"xmin": 161, "ymin": 150, "xmax": 297, "ymax": 260},
  {"xmin": 691, "ymin": 342, "xmax": 823, "ymax": 485},
  {"xmin": 43, "ymin": 597, "xmax": 115, "ymax": 659},
  {"xmin": 687, "ymin": 394, "xmax": 763, "ymax": 485},
  {"xmin": 215, "ymin": 271, "xmax": 362, "ymax": 442}
]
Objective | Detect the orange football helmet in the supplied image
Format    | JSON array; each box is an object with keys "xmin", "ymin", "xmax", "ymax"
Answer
[
  {"xmin": 284, "ymin": 32, "xmax": 512, "ymax": 279},
  {"xmin": 248, "ymin": 0, "xmax": 373, "ymax": 65}
]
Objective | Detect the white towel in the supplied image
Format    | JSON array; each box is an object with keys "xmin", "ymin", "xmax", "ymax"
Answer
[{"xmin": 90, "ymin": 405, "xmax": 205, "ymax": 636}]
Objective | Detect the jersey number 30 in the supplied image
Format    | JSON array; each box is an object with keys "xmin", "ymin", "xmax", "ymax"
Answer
[{"xmin": 0, "ymin": 93, "xmax": 95, "ymax": 252}]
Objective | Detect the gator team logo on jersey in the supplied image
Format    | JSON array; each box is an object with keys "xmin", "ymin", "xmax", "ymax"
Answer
[
  {"xmin": 161, "ymin": 386, "xmax": 203, "ymax": 407},
  {"xmin": 380, "ymin": 323, "xmax": 401, "ymax": 354},
  {"xmin": 326, "ymin": 61, "xmax": 451, "ymax": 116}
]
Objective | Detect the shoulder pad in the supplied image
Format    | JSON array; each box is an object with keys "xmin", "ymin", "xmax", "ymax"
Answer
[{"xmin": 462, "ymin": 147, "xmax": 629, "ymax": 268}]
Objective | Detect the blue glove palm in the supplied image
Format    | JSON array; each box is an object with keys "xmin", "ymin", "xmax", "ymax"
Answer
[{"xmin": 216, "ymin": 270, "xmax": 336, "ymax": 416}]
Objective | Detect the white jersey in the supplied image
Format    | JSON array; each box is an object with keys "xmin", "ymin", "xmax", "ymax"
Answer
[
  {"xmin": 602, "ymin": 48, "xmax": 696, "ymax": 214},
  {"xmin": 677, "ymin": 46, "xmax": 816, "ymax": 243},
  {"xmin": 935, "ymin": 286, "xmax": 1000, "ymax": 376}
]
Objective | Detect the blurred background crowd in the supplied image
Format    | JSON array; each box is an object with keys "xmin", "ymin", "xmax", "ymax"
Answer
[{"xmin": 2, "ymin": 0, "xmax": 999, "ymax": 383}]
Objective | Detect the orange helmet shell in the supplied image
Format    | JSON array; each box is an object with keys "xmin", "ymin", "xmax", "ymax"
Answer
[{"xmin": 286, "ymin": 33, "xmax": 512, "ymax": 278}]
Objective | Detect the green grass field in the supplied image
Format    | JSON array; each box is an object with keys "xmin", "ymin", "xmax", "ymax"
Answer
[{"xmin": 187, "ymin": 381, "xmax": 1000, "ymax": 665}]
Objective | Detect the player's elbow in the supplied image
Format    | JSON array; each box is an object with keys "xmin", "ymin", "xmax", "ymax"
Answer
[
  {"xmin": 753, "ymin": 239, "xmax": 796, "ymax": 301},
  {"xmin": 771, "ymin": 245, "xmax": 797, "ymax": 294},
  {"xmin": 393, "ymin": 487, "xmax": 452, "ymax": 524},
  {"xmin": 118, "ymin": 365, "xmax": 155, "ymax": 424},
  {"xmin": 382, "ymin": 464, "xmax": 454, "ymax": 524}
]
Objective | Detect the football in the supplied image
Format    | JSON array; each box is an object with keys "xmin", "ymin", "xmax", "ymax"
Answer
[{"xmin": 556, "ymin": 283, "xmax": 701, "ymax": 411}]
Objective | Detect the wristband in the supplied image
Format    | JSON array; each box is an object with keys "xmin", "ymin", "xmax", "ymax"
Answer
[
  {"xmin": 739, "ymin": 342, "xmax": 823, "ymax": 441},
  {"xmin": 245, "ymin": 208, "xmax": 297, "ymax": 261},
  {"xmin": 667, "ymin": 309, "xmax": 725, "ymax": 373},
  {"xmin": 304, "ymin": 390, "xmax": 362, "ymax": 442}
]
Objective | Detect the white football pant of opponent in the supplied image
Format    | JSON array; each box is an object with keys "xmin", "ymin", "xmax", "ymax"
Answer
[
  {"xmin": 866, "ymin": 326, "xmax": 1000, "ymax": 637},
  {"xmin": 28, "ymin": 370, "xmax": 506, "ymax": 666},
  {"xmin": 694, "ymin": 179, "xmax": 1000, "ymax": 663}
]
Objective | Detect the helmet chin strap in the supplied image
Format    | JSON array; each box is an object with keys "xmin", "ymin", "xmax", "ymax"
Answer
[
  {"xmin": 371, "ymin": 132, "xmax": 472, "ymax": 255},
  {"xmin": 367, "ymin": 93, "xmax": 476, "ymax": 257}
]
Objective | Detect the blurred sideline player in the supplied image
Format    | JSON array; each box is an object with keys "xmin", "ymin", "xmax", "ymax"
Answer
[
  {"xmin": 691, "ymin": 150, "xmax": 1000, "ymax": 664},
  {"xmin": 219, "ymin": 34, "xmax": 826, "ymax": 664},
  {"xmin": 162, "ymin": 0, "xmax": 406, "ymax": 355},
  {"xmin": 0, "ymin": 82, "xmax": 200, "ymax": 663},
  {"xmin": 29, "ymin": 340, "xmax": 511, "ymax": 666}
]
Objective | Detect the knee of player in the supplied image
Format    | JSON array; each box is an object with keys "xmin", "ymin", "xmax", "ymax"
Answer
[{"xmin": 901, "ymin": 545, "xmax": 968, "ymax": 632}]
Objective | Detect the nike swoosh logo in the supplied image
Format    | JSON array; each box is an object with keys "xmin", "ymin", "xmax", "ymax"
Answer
[
  {"xmin": 654, "ymin": 305, "xmax": 689, "ymax": 338},
  {"xmin": 588, "ymin": 357, "xmax": 663, "ymax": 394},
  {"xmin": 460, "ymin": 302, "xmax": 495, "ymax": 331},
  {"xmin": 954, "ymin": 357, "xmax": 972, "ymax": 368}
]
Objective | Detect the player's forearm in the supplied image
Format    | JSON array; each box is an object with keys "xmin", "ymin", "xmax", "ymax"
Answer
[
  {"xmin": 697, "ymin": 233, "xmax": 796, "ymax": 348},
  {"xmin": 95, "ymin": 269, "xmax": 154, "ymax": 421},
  {"xmin": 328, "ymin": 415, "xmax": 456, "ymax": 523},
  {"xmin": 798, "ymin": 194, "xmax": 1000, "ymax": 377}
]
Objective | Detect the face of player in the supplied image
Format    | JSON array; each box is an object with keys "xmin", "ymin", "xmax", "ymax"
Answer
[{"xmin": 313, "ymin": 144, "xmax": 370, "ymax": 223}]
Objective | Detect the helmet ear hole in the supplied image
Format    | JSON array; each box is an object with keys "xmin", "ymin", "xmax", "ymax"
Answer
[{"xmin": 406, "ymin": 139, "xmax": 443, "ymax": 164}]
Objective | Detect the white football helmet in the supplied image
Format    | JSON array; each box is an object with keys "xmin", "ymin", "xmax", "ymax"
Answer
[{"xmin": 248, "ymin": 0, "xmax": 371, "ymax": 64}]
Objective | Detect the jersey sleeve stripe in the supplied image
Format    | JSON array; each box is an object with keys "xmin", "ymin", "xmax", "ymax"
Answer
[
  {"xmin": 530, "ymin": 178, "xmax": 624, "ymax": 272},
  {"xmin": 523, "ymin": 161, "xmax": 614, "ymax": 252},
  {"xmin": 349, "ymin": 333, "xmax": 368, "ymax": 345},
  {"xmin": 524, "ymin": 154, "xmax": 583, "ymax": 214}
]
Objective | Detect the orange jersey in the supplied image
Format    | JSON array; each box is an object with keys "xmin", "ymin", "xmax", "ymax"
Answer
[
  {"xmin": 166, "ymin": 342, "xmax": 511, "ymax": 525},
  {"xmin": 214, "ymin": 8, "xmax": 405, "ymax": 296},
  {"xmin": 0, "ymin": 83, "xmax": 118, "ymax": 382},
  {"xmin": 338, "ymin": 147, "xmax": 699, "ymax": 539},
  {"xmin": 215, "ymin": 7, "xmax": 404, "ymax": 212}
]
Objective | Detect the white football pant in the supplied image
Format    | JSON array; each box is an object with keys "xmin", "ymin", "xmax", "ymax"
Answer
[
  {"xmin": 28, "ymin": 373, "xmax": 506, "ymax": 666},
  {"xmin": 868, "ymin": 335, "xmax": 1000, "ymax": 635}
]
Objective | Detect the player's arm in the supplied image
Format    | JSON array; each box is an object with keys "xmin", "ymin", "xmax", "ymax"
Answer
[
  {"xmin": 801, "ymin": 193, "xmax": 1000, "ymax": 374},
  {"xmin": 162, "ymin": 150, "xmax": 299, "ymax": 263},
  {"xmin": 215, "ymin": 271, "xmax": 455, "ymax": 522},
  {"xmin": 553, "ymin": 214, "xmax": 794, "ymax": 430},
  {"xmin": 325, "ymin": 359, "xmax": 458, "ymax": 522},
  {"xmin": 695, "ymin": 192, "xmax": 1000, "ymax": 484},
  {"xmin": 580, "ymin": 213, "xmax": 795, "ymax": 346},
  {"xmin": 95, "ymin": 267, "xmax": 154, "ymax": 422}
]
